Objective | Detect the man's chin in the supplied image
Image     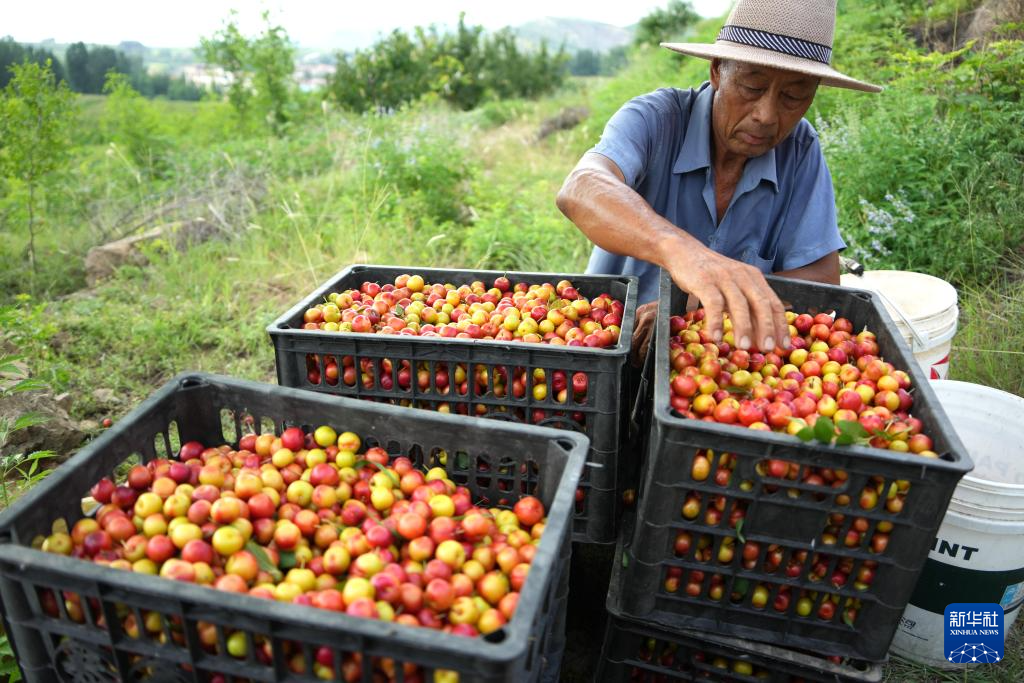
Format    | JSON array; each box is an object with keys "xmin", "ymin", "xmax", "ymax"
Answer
[{"xmin": 730, "ymin": 140, "xmax": 772, "ymax": 158}]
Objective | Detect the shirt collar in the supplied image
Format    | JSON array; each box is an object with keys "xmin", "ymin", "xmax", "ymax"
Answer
[{"xmin": 673, "ymin": 82, "xmax": 779, "ymax": 193}]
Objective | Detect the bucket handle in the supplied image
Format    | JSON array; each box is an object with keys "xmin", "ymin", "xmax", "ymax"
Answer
[{"xmin": 847, "ymin": 275, "xmax": 931, "ymax": 351}]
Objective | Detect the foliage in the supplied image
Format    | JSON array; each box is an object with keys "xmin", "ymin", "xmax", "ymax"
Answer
[
  {"xmin": 949, "ymin": 259, "xmax": 1024, "ymax": 398},
  {"xmin": 474, "ymin": 98, "xmax": 529, "ymax": 127},
  {"xmin": 330, "ymin": 29, "xmax": 434, "ymax": 114},
  {"xmin": 328, "ymin": 14, "xmax": 569, "ymax": 113},
  {"xmin": 199, "ymin": 11, "xmax": 297, "ymax": 134},
  {"xmin": 0, "ymin": 36, "xmax": 65, "ymax": 88},
  {"xmin": 0, "ymin": 629, "xmax": 20, "ymax": 682},
  {"xmin": 65, "ymin": 41, "xmax": 140, "ymax": 94},
  {"xmin": 811, "ymin": 7, "xmax": 1024, "ymax": 286},
  {"xmin": 101, "ymin": 72, "xmax": 174, "ymax": 177},
  {"xmin": 365, "ymin": 116, "xmax": 476, "ymax": 226},
  {"xmin": 0, "ymin": 299, "xmax": 68, "ymax": 391},
  {"xmin": 0, "ymin": 60, "xmax": 76, "ymax": 286},
  {"xmin": 633, "ymin": 0, "xmax": 700, "ymax": 47},
  {"xmin": 568, "ymin": 47, "xmax": 629, "ymax": 76},
  {"xmin": 62, "ymin": 40, "xmax": 202, "ymax": 100},
  {"xmin": 0, "ymin": 354, "xmax": 56, "ymax": 509}
]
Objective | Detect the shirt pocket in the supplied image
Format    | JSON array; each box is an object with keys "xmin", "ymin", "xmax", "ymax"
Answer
[{"xmin": 740, "ymin": 246, "xmax": 775, "ymax": 274}]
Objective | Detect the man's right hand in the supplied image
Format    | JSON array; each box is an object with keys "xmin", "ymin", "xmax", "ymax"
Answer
[
  {"xmin": 557, "ymin": 152, "xmax": 789, "ymax": 353},
  {"xmin": 661, "ymin": 243, "xmax": 790, "ymax": 354}
]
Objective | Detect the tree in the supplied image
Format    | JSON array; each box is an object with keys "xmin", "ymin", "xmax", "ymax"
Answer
[
  {"xmin": 0, "ymin": 37, "xmax": 65, "ymax": 89},
  {"xmin": 634, "ymin": 0, "xmax": 700, "ymax": 47},
  {"xmin": 330, "ymin": 29, "xmax": 433, "ymax": 113},
  {"xmin": 327, "ymin": 13, "xmax": 568, "ymax": 114},
  {"xmin": 441, "ymin": 14, "xmax": 486, "ymax": 110},
  {"xmin": 64, "ymin": 41, "xmax": 90, "ymax": 91},
  {"xmin": 63, "ymin": 42, "xmax": 143, "ymax": 94},
  {"xmin": 248, "ymin": 16, "xmax": 295, "ymax": 129},
  {"xmin": 199, "ymin": 11, "xmax": 295, "ymax": 133},
  {"xmin": 85, "ymin": 46, "xmax": 121, "ymax": 93},
  {"xmin": 166, "ymin": 75, "xmax": 204, "ymax": 101},
  {"xmin": 0, "ymin": 60, "xmax": 75, "ymax": 286},
  {"xmin": 569, "ymin": 49, "xmax": 603, "ymax": 76},
  {"xmin": 603, "ymin": 45, "xmax": 630, "ymax": 74},
  {"xmin": 101, "ymin": 72, "xmax": 172, "ymax": 177},
  {"xmin": 200, "ymin": 19, "xmax": 250, "ymax": 117}
]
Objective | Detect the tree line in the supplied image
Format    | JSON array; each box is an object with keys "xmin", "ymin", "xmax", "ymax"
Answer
[
  {"xmin": 0, "ymin": 37, "xmax": 204, "ymax": 100},
  {"xmin": 2, "ymin": 0, "xmax": 703, "ymax": 111},
  {"xmin": 328, "ymin": 15, "xmax": 571, "ymax": 113}
]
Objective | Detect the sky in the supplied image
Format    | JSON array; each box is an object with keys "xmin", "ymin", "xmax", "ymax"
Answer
[{"xmin": 2, "ymin": 0, "xmax": 734, "ymax": 49}]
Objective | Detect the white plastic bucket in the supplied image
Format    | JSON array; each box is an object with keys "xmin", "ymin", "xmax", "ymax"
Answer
[
  {"xmin": 840, "ymin": 270, "xmax": 958, "ymax": 379},
  {"xmin": 890, "ymin": 381, "xmax": 1024, "ymax": 667}
]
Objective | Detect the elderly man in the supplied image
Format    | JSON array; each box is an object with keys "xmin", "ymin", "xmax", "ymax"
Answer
[{"xmin": 557, "ymin": 0, "xmax": 880, "ymax": 359}]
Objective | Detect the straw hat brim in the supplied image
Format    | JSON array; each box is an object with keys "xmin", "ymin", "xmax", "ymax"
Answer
[{"xmin": 661, "ymin": 41, "xmax": 882, "ymax": 93}]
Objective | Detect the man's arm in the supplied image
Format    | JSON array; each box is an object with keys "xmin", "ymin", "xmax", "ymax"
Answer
[
  {"xmin": 776, "ymin": 250, "xmax": 840, "ymax": 285},
  {"xmin": 557, "ymin": 152, "xmax": 789, "ymax": 353}
]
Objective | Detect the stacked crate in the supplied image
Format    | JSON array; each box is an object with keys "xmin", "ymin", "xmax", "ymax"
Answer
[
  {"xmin": 0, "ymin": 375, "xmax": 588, "ymax": 682},
  {"xmin": 268, "ymin": 265, "xmax": 639, "ymax": 544},
  {"xmin": 600, "ymin": 272, "xmax": 974, "ymax": 679}
]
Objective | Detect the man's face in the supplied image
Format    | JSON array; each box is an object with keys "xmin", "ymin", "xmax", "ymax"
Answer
[{"xmin": 709, "ymin": 59, "xmax": 819, "ymax": 159}]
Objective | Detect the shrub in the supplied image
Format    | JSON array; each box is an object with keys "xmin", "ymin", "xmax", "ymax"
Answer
[
  {"xmin": 365, "ymin": 119, "xmax": 475, "ymax": 226},
  {"xmin": 101, "ymin": 72, "xmax": 174, "ymax": 177},
  {"xmin": 816, "ymin": 36, "xmax": 1024, "ymax": 286}
]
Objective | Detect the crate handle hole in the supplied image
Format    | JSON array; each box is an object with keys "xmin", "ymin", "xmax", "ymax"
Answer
[
  {"xmin": 179, "ymin": 377, "xmax": 205, "ymax": 389},
  {"xmin": 555, "ymin": 438, "xmax": 576, "ymax": 451},
  {"xmin": 483, "ymin": 628, "xmax": 507, "ymax": 644}
]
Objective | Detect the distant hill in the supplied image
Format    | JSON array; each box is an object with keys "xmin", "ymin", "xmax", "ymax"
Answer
[{"xmin": 512, "ymin": 17, "xmax": 633, "ymax": 53}]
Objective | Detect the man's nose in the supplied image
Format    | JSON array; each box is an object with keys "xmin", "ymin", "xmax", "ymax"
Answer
[{"xmin": 750, "ymin": 95, "xmax": 779, "ymax": 129}]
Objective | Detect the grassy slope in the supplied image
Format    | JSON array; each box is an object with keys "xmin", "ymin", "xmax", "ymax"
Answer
[{"xmin": 6, "ymin": 91, "xmax": 596, "ymax": 418}]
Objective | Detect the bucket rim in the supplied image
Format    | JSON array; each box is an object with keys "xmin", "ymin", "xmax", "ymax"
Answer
[
  {"xmin": 903, "ymin": 324, "xmax": 957, "ymax": 351},
  {"xmin": 947, "ymin": 495, "xmax": 1024, "ymax": 523},
  {"xmin": 959, "ymin": 474, "xmax": 1024, "ymax": 494},
  {"xmin": 894, "ymin": 313, "xmax": 958, "ymax": 336},
  {"xmin": 932, "ymin": 379, "xmax": 1024, "ymax": 489},
  {"xmin": 840, "ymin": 270, "xmax": 958, "ymax": 315}
]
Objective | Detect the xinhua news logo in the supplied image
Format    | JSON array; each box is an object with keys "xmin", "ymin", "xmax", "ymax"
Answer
[{"xmin": 944, "ymin": 603, "xmax": 1004, "ymax": 664}]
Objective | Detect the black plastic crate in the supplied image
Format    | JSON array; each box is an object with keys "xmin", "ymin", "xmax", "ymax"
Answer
[
  {"xmin": 597, "ymin": 611, "xmax": 884, "ymax": 683},
  {"xmin": 601, "ymin": 518, "xmax": 883, "ymax": 683},
  {"xmin": 267, "ymin": 265, "xmax": 638, "ymax": 544},
  {"xmin": 0, "ymin": 373, "xmax": 587, "ymax": 683},
  {"xmin": 616, "ymin": 272, "xmax": 972, "ymax": 661}
]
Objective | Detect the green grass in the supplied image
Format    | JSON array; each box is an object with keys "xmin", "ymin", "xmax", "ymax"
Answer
[
  {"xmin": 3, "ymin": 92, "xmax": 595, "ymax": 420},
  {"xmin": 949, "ymin": 267, "xmax": 1024, "ymax": 398}
]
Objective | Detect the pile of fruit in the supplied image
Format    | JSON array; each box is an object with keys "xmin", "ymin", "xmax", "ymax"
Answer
[
  {"xmin": 666, "ymin": 309, "xmax": 936, "ymax": 456},
  {"xmin": 301, "ymin": 275, "xmax": 626, "ymax": 347},
  {"xmin": 663, "ymin": 553, "xmax": 870, "ymax": 626},
  {"xmin": 39, "ymin": 425, "xmax": 550, "ymax": 680},
  {"xmin": 659, "ymin": 308, "xmax": 940, "ymax": 628},
  {"xmin": 300, "ymin": 276, "xmax": 627, "ymax": 432},
  {"xmin": 306, "ymin": 354, "xmax": 593, "ymax": 415}
]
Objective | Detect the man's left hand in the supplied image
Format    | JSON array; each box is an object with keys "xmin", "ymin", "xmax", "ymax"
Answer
[{"xmin": 630, "ymin": 301, "xmax": 658, "ymax": 368}]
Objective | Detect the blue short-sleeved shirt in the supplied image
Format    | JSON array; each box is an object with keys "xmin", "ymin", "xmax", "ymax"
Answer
[{"xmin": 585, "ymin": 82, "xmax": 845, "ymax": 304}]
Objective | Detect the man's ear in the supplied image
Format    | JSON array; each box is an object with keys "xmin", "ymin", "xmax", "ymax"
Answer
[{"xmin": 710, "ymin": 58, "xmax": 722, "ymax": 89}]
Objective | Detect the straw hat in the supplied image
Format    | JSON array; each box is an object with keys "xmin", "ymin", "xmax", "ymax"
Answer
[{"xmin": 662, "ymin": 0, "xmax": 881, "ymax": 93}]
